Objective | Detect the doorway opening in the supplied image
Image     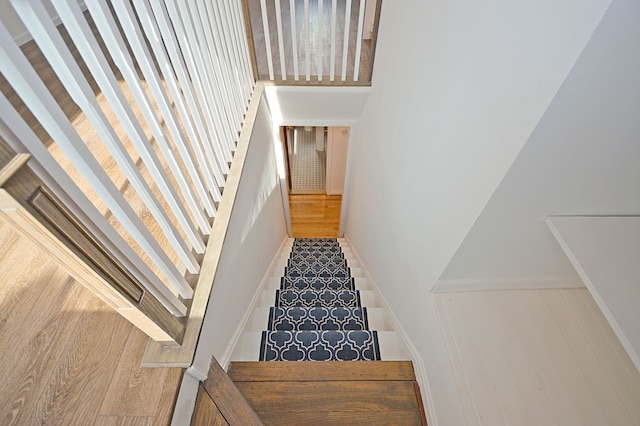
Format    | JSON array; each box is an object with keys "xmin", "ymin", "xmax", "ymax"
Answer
[{"xmin": 281, "ymin": 126, "xmax": 351, "ymax": 238}]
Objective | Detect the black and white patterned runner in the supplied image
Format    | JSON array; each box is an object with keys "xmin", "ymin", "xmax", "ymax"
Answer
[{"xmin": 260, "ymin": 238, "xmax": 381, "ymax": 361}]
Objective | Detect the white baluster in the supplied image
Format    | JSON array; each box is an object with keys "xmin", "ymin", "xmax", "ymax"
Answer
[
  {"xmin": 0, "ymin": 21, "xmax": 193, "ymax": 299},
  {"xmin": 260, "ymin": 0, "xmax": 275, "ymax": 80},
  {"xmin": 290, "ymin": 0, "xmax": 299, "ymax": 80},
  {"xmin": 354, "ymin": 0, "xmax": 366, "ymax": 81},
  {"xmin": 330, "ymin": 0, "xmax": 337, "ymax": 81},
  {"xmin": 342, "ymin": 0, "xmax": 352, "ymax": 81},
  {"xmin": 275, "ymin": 0, "xmax": 287, "ymax": 80}
]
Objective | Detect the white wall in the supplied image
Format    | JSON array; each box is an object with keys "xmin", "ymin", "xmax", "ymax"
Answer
[
  {"xmin": 265, "ymin": 86, "xmax": 370, "ymax": 127},
  {"xmin": 0, "ymin": 0, "xmax": 85, "ymax": 45},
  {"xmin": 191, "ymin": 96, "xmax": 287, "ymax": 373},
  {"xmin": 440, "ymin": 0, "xmax": 640, "ymax": 290},
  {"xmin": 325, "ymin": 127, "xmax": 349, "ymax": 195},
  {"xmin": 547, "ymin": 216, "xmax": 640, "ymax": 373},
  {"xmin": 343, "ymin": 0, "xmax": 612, "ymax": 424}
]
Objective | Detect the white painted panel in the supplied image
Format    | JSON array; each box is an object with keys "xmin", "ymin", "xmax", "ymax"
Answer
[
  {"xmin": 440, "ymin": 0, "xmax": 640, "ymax": 288},
  {"xmin": 436, "ymin": 289, "xmax": 640, "ymax": 425},
  {"xmin": 325, "ymin": 127, "xmax": 349, "ymax": 195},
  {"xmin": 547, "ymin": 216, "xmax": 640, "ymax": 373},
  {"xmin": 264, "ymin": 86, "xmax": 369, "ymax": 126}
]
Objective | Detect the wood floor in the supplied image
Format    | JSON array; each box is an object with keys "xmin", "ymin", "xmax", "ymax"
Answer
[
  {"xmin": 226, "ymin": 361, "xmax": 426, "ymax": 425},
  {"xmin": 0, "ymin": 218, "xmax": 182, "ymax": 425},
  {"xmin": 289, "ymin": 194, "xmax": 341, "ymax": 237}
]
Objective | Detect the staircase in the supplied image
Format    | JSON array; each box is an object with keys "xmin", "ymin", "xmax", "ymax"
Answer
[
  {"xmin": 233, "ymin": 238, "xmax": 411, "ymax": 360},
  {"xmin": 224, "ymin": 238, "xmax": 426, "ymax": 425}
]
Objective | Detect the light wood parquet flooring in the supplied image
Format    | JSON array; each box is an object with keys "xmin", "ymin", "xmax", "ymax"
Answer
[
  {"xmin": 0, "ymin": 14, "xmax": 185, "ymax": 425},
  {"xmin": 289, "ymin": 194, "xmax": 341, "ymax": 237}
]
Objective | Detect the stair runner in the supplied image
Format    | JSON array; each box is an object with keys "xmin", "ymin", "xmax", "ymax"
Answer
[{"xmin": 259, "ymin": 238, "xmax": 381, "ymax": 361}]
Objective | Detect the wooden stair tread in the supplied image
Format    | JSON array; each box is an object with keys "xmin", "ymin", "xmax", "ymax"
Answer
[
  {"xmin": 253, "ymin": 410, "xmax": 422, "ymax": 426},
  {"xmin": 234, "ymin": 380, "xmax": 420, "ymax": 412},
  {"xmin": 228, "ymin": 361, "xmax": 416, "ymax": 382}
]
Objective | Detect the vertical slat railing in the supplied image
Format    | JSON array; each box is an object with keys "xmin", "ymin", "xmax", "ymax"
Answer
[
  {"xmin": 110, "ymin": 0, "xmax": 212, "ymax": 234},
  {"xmin": 131, "ymin": 0, "xmax": 219, "ymax": 214},
  {"xmin": 147, "ymin": 0, "xmax": 228, "ymax": 192},
  {"xmin": 243, "ymin": 0, "xmax": 379, "ymax": 84},
  {"xmin": 167, "ymin": 0, "xmax": 233, "ymax": 170},
  {"xmin": 0, "ymin": 20, "xmax": 193, "ymax": 299},
  {"xmin": 1, "ymin": 0, "xmax": 256, "ymax": 342},
  {"xmin": 206, "ymin": 1, "xmax": 244, "ymax": 136},
  {"xmin": 194, "ymin": 0, "xmax": 237, "ymax": 151},
  {"xmin": 84, "ymin": 0, "xmax": 204, "ymax": 262}
]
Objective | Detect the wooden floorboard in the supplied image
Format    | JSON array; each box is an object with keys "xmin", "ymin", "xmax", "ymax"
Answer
[
  {"xmin": 190, "ymin": 387, "xmax": 230, "ymax": 426},
  {"xmin": 224, "ymin": 361, "xmax": 426, "ymax": 426},
  {"xmin": 0, "ymin": 222, "xmax": 182, "ymax": 424},
  {"xmin": 289, "ymin": 194, "xmax": 341, "ymax": 237},
  {"xmin": 228, "ymin": 361, "xmax": 416, "ymax": 382},
  {"xmin": 99, "ymin": 329, "xmax": 177, "ymax": 417},
  {"xmin": 235, "ymin": 380, "xmax": 420, "ymax": 412},
  {"xmin": 255, "ymin": 410, "xmax": 422, "ymax": 426}
]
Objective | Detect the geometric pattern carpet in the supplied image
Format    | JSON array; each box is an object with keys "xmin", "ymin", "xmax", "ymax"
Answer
[{"xmin": 260, "ymin": 238, "xmax": 381, "ymax": 361}]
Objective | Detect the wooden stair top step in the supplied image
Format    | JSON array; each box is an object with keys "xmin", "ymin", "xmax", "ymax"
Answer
[
  {"xmin": 226, "ymin": 361, "xmax": 427, "ymax": 426},
  {"xmin": 228, "ymin": 361, "xmax": 416, "ymax": 382}
]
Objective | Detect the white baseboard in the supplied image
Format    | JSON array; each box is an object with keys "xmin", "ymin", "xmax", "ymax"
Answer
[
  {"xmin": 433, "ymin": 276, "xmax": 584, "ymax": 293},
  {"xmin": 171, "ymin": 370, "xmax": 200, "ymax": 426},
  {"xmin": 344, "ymin": 235, "xmax": 437, "ymax": 426},
  {"xmin": 218, "ymin": 235, "xmax": 290, "ymax": 370}
]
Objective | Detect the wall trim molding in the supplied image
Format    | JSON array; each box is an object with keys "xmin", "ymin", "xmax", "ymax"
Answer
[
  {"xmin": 433, "ymin": 276, "xmax": 584, "ymax": 293},
  {"xmin": 344, "ymin": 235, "xmax": 437, "ymax": 426}
]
